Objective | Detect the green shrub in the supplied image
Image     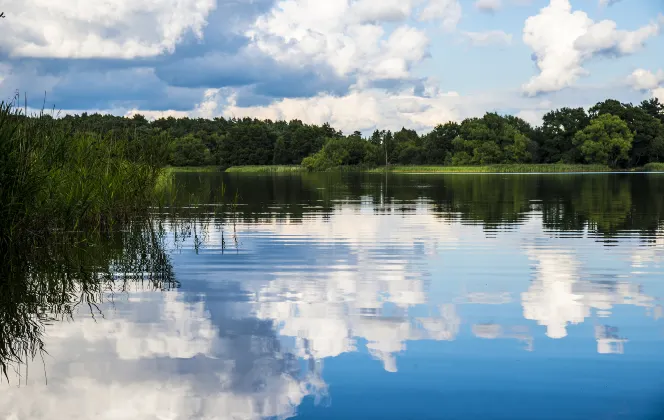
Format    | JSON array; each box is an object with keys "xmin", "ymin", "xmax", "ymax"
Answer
[{"xmin": 643, "ymin": 162, "xmax": 664, "ymax": 172}]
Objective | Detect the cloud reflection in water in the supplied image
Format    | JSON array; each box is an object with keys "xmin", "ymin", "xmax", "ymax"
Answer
[{"xmin": 2, "ymin": 194, "xmax": 664, "ymax": 419}]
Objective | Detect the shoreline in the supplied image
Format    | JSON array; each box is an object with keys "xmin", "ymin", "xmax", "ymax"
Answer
[
  {"xmin": 165, "ymin": 166, "xmax": 221, "ymax": 173},
  {"xmin": 167, "ymin": 164, "xmax": 664, "ymax": 174}
]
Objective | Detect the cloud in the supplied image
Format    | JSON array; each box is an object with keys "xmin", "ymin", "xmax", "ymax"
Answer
[
  {"xmin": 0, "ymin": 65, "xmax": 204, "ymax": 111},
  {"xmin": 173, "ymin": 203, "xmax": 662, "ymax": 359},
  {"xmin": 126, "ymin": 88, "xmax": 230, "ymax": 120},
  {"xmin": 625, "ymin": 68, "xmax": 664, "ymax": 104},
  {"xmin": 461, "ymin": 30, "xmax": 512, "ymax": 47},
  {"xmin": 349, "ymin": 0, "xmax": 416, "ymax": 22},
  {"xmin": 472, "ymin": 324, "xmax": 533, "ymax": 350},
  {"xmin": 0, "ymin": 0, "xmax": 217, "ymax": 58},
  {"xmin": 0, "ymin": 64, "xmax": 9, "ymax": 86},
  {"xmin": 595, "ymin": 325, "xmax": 627, "ymax": 354},
  {"xmin": 214, "ymin": 80, "xmax": 642, "ymax": 134},
  {"xmin": 522, "ymin": 248, "xmax": 655, "ymax": 339},
  {"xmin": 0, "ymin": 291, "xmax": 325, "ymax": 420},
  {"xmin": 0, "ymin": 0, "xmax": 365, "ymax": 111},
  {"xmin": 627, "ymin": 68, "xmax": 664, "ymax": 91},
  {"xmin": 198, "ymin": 203, "xmax": 465, "ymax": 372},
  {"xmin": 522, "ymin": 0, "xmax": 662, "ymax": 96},
  {"xmin": 419, "ymin": 0, "xmax": 463, "ymax": 31},
  {"xmin": 246, "ymin": 1, "xmax": 431, "ymax": 83},
  {"xmin": 154, "ymin": 50, "xmax": 353, "ymax": 100},
  {"xmin": 654, "ymin": 88, "xmax": 664, "ymax": 103},
  {"xmin": 0, "ymin": 0, "xmax": 332, "ymax": 111},
  {"xmin": 220, "ymin": 86, "xmax": 463, "ymax": 134},
  {"xmin": 631, "ymin": 228, "xmax": 664, "ymax": 270},
  {"xmin": 4, "ymin": 197, "xmax": 664, "ymax": 420},
  {"xmin": 474, "ymin": 0, "xmax": 502, "ymax": 13},
  {"xmin": 599, "ymin": 0, "xmax": 623, "ymax": 7},
  {"xmin": 3, "ymin": 0, "xmax": 655, "ymax": 129},
  {"xmin": 515, "ymin": 109, "xmax": 547, "ymax": 126}
]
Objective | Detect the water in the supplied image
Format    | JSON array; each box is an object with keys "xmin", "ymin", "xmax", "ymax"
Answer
[{"xmin": 2, "ymin": 172, "xmax": 664, "ymax": 420}]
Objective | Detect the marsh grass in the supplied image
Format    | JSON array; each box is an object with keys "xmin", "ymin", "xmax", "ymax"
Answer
[
  {"xmin": 0, "ymin": 99, "xmax": 171, "ymax": 251},
  {"xmin": 225, "ymin": 165, "xmax": 304, "ymax": 173},
  {"xmin": 0, "ymin": 97, "xmax": 180, "ymax": 382},
  {"xmin": 368, "ymin": 164, "xmax": 614, "ymax": 173},
  {"xmin": 643, "ymin": 163, "xmax": 664, "ymax": 172},
  {"xmin": 165, "ymin": 166, "xmax": 221, "ymax": 173},
  {"xmin": 224, "ymin": 164, "xmax": 617, "ymax": 174}
]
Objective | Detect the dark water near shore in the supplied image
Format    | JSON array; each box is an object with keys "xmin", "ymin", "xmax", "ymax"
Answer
[{"xmin": 2, "ymin": 173, "xmax": 664, "ymax": 419}]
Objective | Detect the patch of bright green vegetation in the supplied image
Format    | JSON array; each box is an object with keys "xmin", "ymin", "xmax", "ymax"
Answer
[
  {"xmin": 221, "ymin": 164, "xmax": 619, "ymax": 173},
  {"xmin": 165, "ymin": 166, "xmax": 221, "ymax": 173},
  {"xmin": 225, "ymin": 165, "xmax": 305, "ymax": 173},
  {"xmin": 368, "ymin": 164, "xmax": 614, "ymax": 173},
  {"xmin": 643, "ymin": 163, "xmax": 664, "ymax": 172}
]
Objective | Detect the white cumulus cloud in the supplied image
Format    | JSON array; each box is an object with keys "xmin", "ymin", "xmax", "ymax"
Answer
[
  {"xmin": 246, "ymin": 0, "xmax": 432, "ymax": 82},
  {"xmin": 654, "ymin": 88, "xmax": 664, "ymax": 103},
  {"xmin": 626, "ymin": 69, "xmax": 664, "ymax": 91},
  {"xmin": 0, "ymin": 0, "xmax": 216, "ymax": 58},
  {"xmin": 419, "ymin": 0, "xmax": 463, "ymax": 31},
  {"xmin": 625, "ymin": 68, "xmax": 664, "ymax": 103},
  {"xmin": 220, "ymin": 86, "xmax": 463, "ymax": 134},
  {"xmin": 522, "ymin": 0, "xmax": 662, "ymax": 96}
]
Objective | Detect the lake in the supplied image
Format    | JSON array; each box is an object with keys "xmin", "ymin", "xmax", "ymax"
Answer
[{"xmin": 2, "ymin": 172, "xmax": 664, "ymax": 419}]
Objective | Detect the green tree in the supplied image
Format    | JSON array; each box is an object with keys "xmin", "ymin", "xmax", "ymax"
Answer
[
  {"xmin": 273, "ymin": 135, "xmax": 290, "ymax": 164},
  {"xmin": 573, "ymin": 114, "xmax": 633, "ymax": 167},
  {"xmin": 590, "ymin": 99, "xmax": 664, "ymax": 165},
  {"xmin": 369, "ymin": 130, "xmax": 383, "ymax": 147},
  {"xmin": 422, "ymin": 122, "xmax": 459, "ymax": 164},
  {"xmin": 504, "ymin": 131, "xmax": 533, "ymax": 163},
  {"xmin": 390, "ymin": 128, "xmax": 420, "ymax": 164},
  {"xmin": 27, "ymin": 94, "xmax": 664, "ymax": 170},
  {"xmin": 363, "ymin": 142, "xmax": 382, "ymax": 166},
  {"xmin": 539, "ymin": 107, "xmax": 590, "ymax": 163},
  {"xmin": 640, "ymin": 98, "xmax": 664, "ymax": 125},
  {"xmin": 301, "ymin": 136, "xmax": 368, "ymax": 170},
  {"xmin": 449, "ymin": 114, "xmax": 534, "ymax": 165},
  {"xmin": 170, "ymin": 134, "xmax": 212, "ymax": 167}
]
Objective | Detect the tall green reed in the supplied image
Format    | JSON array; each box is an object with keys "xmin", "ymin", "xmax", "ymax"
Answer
[{"xmin": 0, "ymin": 99, "xmax": 172, "ymax": 251}]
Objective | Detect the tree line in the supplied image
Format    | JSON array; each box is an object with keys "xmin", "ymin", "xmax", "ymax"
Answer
[{"xmin": 43, "ymin": 98, "xmax": 664, "ymax": 169}]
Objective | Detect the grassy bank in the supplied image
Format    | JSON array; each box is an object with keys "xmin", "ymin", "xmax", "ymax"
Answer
[
  {"xmin": 370, "ymin": 164, "xmax": 615, "ymax": 173},
  {"xmin": 643, "ymin": 163, "xmax": 664, "ymax": 172},
  {"xmin": 223, "ymin": 164, "xmax": 619, "ymax": 173},
  {"xmin": 226, "ymin": 165, "xmax": 304, "ymax": 173},
  {"xmin": 165, "ymin": 166, "xmax": 221, "ymax": 173},
  {"xmin": 0, "ymin": 101, "xmax": 170, "ymax": 250},
  {"xmin": 195, "ymin": 163, "xmax": 664, "ymax": 174}
]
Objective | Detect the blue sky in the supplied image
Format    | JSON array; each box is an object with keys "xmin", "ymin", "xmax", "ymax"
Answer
[{"xmin": 0, "ymin": 0, "xmax": 663, "ymax": 134}]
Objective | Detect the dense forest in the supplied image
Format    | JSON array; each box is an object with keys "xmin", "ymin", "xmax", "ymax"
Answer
[{"xmin": 35, "ymin": 98, "xmax": 664, "ymax": 170}]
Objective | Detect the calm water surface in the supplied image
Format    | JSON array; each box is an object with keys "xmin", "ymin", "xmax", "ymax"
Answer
[{"xmin": 2, "ymin": 173, "xmax": 664, "ymax": 419}]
